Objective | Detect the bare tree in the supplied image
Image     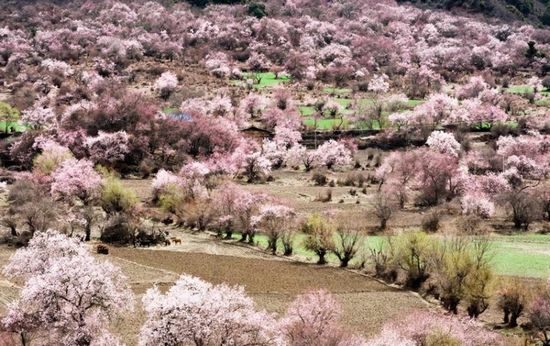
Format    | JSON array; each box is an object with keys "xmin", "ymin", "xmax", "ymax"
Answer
[
  {"xmin": 332, "ymin": 217, "xmax": 363, "ymax": 267},
  {"xmin": 372, "ymin": 193, "xmax": 396, "ymax": 230},
  {"xmin": 502, "ymin": 190, "xmax": 542, "ymax": 230}
]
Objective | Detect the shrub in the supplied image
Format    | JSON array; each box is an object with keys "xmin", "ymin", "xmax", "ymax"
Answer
[
  {"xmin": 96, "ymin": 244, "xmax": 109, "ymax": 255},
  {"xmin": 332, "ymin": 220, "xmax": 362, "ymax": 268},
  {"xmin": 429, "ymin": 238, "xmax": 493, "ymax": 317},
  {"xmin": 393, "ymin": 232, "xmax": 431, "ymax": 289},
  {"xmin": 497, "ymin": 278, "xmax": 529, "ymax": 327},
  {"xmin": 303, "ymin": 214, "xmax": 335, "ymax": 265},
  {"xmin": 315, "ymin": 188, "xmax": 332, "ymax": 202},
  {"xmin": 373, "ymin": 193, "xmax": 396, "ymax": 230},
  {"xmin": 369, "ymin": 241, "xmax": 397, "ymax": 281},
  {"xmin": 247, "ymin": 2, "xmax": 267, "ymax": 18},
  {"xmin": 340, "ymin": 172, "xmax": 366, "ymax": 187},
  {"xmin": 135, "ymin": 227, "xmax": 167, "ymax": 247},
  {"xmin": 421, "ymin": 211, "xmax": 441, "ymax": 233},
  {"xmin": 177, "ymin": 198, "xmax": 215, "ymax": 231},
  {"xmin": 502, "ymin": 191, "xmax": 542, "ymax": 230},
  {"xmin": 281, "ymin": 229, "xmax": 295, "ymax": 256},
  {"xmin": 311, "ymin": 169, "xmax": 328, "ymax": 186},
  {"xmin": 529, "ymin": 279, "xmax": 550, "ymax": 346},
  {"xmin": 100, "ymin": 215, "xmax": 134, "ymax": 245},
  {"xmin": 100, "ymin": 177, "xmax": 139, "ymax": 215}
]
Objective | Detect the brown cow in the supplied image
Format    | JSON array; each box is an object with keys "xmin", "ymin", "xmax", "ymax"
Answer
[{"xmin": 170, "ymin": 237, "xmax": 182, "ymax": 245}]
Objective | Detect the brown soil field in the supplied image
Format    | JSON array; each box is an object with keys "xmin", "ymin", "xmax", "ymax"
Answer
[
  {"xmin": 0, "ymin": 243, "xmax": 429, "ymax": 345},
  {"xmin": 108, "ymin": 247, "xmax": 428, "ymax": 342}
]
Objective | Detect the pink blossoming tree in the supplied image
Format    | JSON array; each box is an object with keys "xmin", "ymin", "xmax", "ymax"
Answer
[
  {"xmin": 139, "ymin": 275, "xmax": 281, "ymax": 346},
  {"xmin": 2, "ymin": 231, "xmax": 134, "ymax": 346}
]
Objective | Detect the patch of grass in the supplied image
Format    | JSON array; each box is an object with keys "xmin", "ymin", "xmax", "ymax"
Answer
[
  {"xmin": 491, "ymin": 237, "xmax": 550, "ymax": 278},
  {"xmin": 303, "ymin": 117, "xmax": 349, "ymax": 130},
  {"xmin": 505, "ymin": 85, "xmax": 550, "ymax": 96},
  {"xmin": 299, "ymin": 106, "xmax": 315, "ymax": 116},
  {"xmin": 323, "ymin": 87, "xmax": 352, "ymax": 96},
  {"xmin": 506, "ymin": 85, "xmax": 535, "ymax": 94},
  {"xmin": 470, "ymin": 121, "xmax": 518, "ymax": 130},
  {"xmin": 162, "ymin": 106, "xmax": 179, "ymax": 113},
  {"xmin": 535, "ymin": 97, "xmax": 550, "ymax": 107},
  {"xmin": 355, "ymin": 120, "xmax": 382, "ymax": 130},
  {"xmin": 0, "ymin": 121, "xmax": 26, "ymax": 133},
  {"xmin": 406, "ymin": 99, "xmax": 424, "ymax": 108},
  {"xmin": 232, "ymin": 72, "xmax": 290, "ymax": 89}
]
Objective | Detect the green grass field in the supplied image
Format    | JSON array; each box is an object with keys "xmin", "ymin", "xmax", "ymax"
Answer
[{"xmin": 237, "ymin": 232, "xmax": 550, "ymax": 278}]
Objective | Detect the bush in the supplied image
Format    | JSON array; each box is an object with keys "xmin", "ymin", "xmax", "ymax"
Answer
[
  {"xmin": 369, "ymin": 239, "xmax": 398, "ymax": 282},
  {"xmin": 503, "ymin": 191, "xmax": 542, "ymax": 230},
  {"xmin": 135, "ymin": 227, "xmax": 167, "ymax": 247},
  {"xmin": 100, "ymin": 177, "xmax": 139, "ymax": 215},
  {"xmin": 428, "ymin": 238, "xmax": 493, "ymax": 317},
  {"xmin": 422, "ymin": 211, "xmax": 441, "ymax": 233},
  {"xmin": 96, "ymin": 244, "xmax": 109, "ymax": 255},
  {"xmin": 332, "ymin": 219, "xmax": 362, "ymax": 267},
  {"xmin": 339, "ymin": 172, "xmax": 366, "ymax": 187},
  {"xmin": 315, "ymin": 188, "xmax": 332, "ymax": 202},
  {"xmin": 281, "ymin": 229, "xmax": 295, "ymax": 256},
  {"xmin": 311, "ymin": 169, "xmax": 328, "ymax": 186},
  {"xmin": 455, "ymin": 216, "xmax": 487, "ymax": 235},
  {"xmin": 393, "ymin": 232, "xmax": 431, "ymax": 289},
  {"xmin": 247, "ymin": 2, "xmax": 267, "ymax": 18},
  {"xmin": 177, "ymin": 198, "xmax": 215, "ymax": 231},
  {"xmin": 373, "ymin": 193, "xmax": 396, "ymax": 230},
  {"xmin": 542, "ymin": 77, "xmax": 550, "ymax": 91},
  {"xmin": 303, "ymin": 214, "xmax": 335, "ymax": 265},
  {"xmin": 100, "ymin": 215, "xmax": 134, "ymax": 245},
  {"xmin": 497, "ymin": 278, "xmax": 529, "ymax": 327}
]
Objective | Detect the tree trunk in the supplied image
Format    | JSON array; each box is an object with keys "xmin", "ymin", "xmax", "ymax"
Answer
[
  {"xmin": 340, "ymin": 257, "xmax": 350, "ymax": 268},
  {"xmin": 509, "ymin": 312, "xmax": 520, "ymax": 328},
  {"xmin": 85, "ymin": 224, "xmax": 91, "ymax": 242},
  {"xmin": 503, "ymin": 309, "xmax": 510, "ymax": 324},
  {"xmin": 317, "ymin": 249, "xmax": 327, "ymax": 265}
]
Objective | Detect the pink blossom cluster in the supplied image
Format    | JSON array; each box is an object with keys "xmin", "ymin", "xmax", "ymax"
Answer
[
  {"xmin": 85, "ymin": 131, "xmax": 130, "ymax": 165},
  {"xmin": 2, "ymin": 231, "xmax": 134, "ymax": 345},
  {"xmin": 497, "ymin": 133, "xmax": 550, "ymax": 179},
  {"xmin": 21, "ymin": 104, "xmax": 56, "ymax": 129},
  {"xmin": 426, "ymin": 131, "xmax": 462, "ymax": 157},
  {"xmin": 139, "ymin": 275, "xmax": 281, "ymax": 345},
  {"xmin": 154, "ymin": 71, "xmax": 178, "ymax": 94},
  {"xmin": 311, "ymin": 140, "xmax": 354, "ymax": 169},
  {"xmin": 368, "ymin": 74, "xmax": 390, "ymax": 94},
  {"xmin": 50, "ymin": 158, "xmax": 102, "ymax": 203},
  {"xmin": 40, "ymin": 58, "xmax": 74, "ymax": 76},
  {"xmin": 375, "ymin": 310, "xmax": 502, "ymax": 346}
]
